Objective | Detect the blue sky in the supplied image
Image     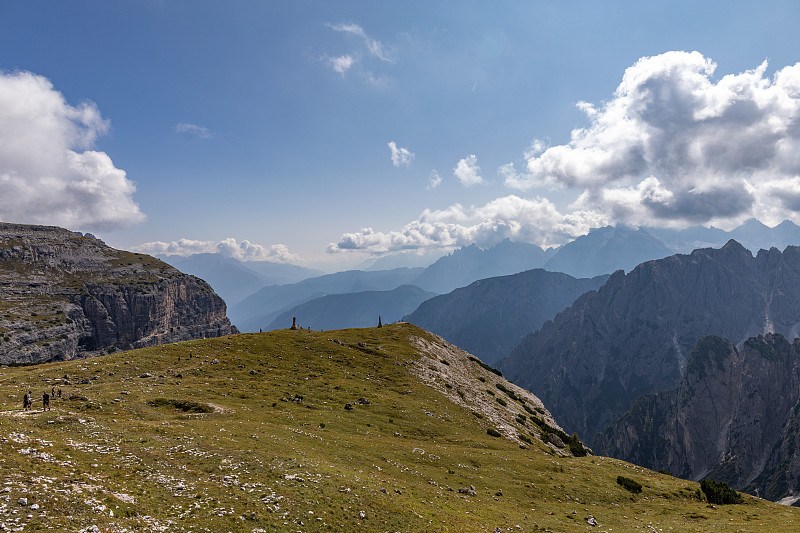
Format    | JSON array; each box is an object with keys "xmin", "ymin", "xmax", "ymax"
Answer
[{"xmin": 2, "ymin": 1, "xmax": 800, "ymax": 270}]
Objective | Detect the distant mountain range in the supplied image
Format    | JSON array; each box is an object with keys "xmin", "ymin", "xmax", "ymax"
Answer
[
  {"xmin": 500, "ymin": 240, "xmax": 800, "ymax": 448},
  {"xmin": 183, "ymin": 219, "xmax": 800, "ymax": 334},
  {"xmin": 158, "ymin": 253, "xmax": 321, "ymax": 306},
  {"xmin": 542, "ymin": 226, "xmax": 673, "ymax": 278},
  {"xmin": 411, "ymin": 239, "xmax": 555, "ymax": 294},
  {"xmin": 404, "ymin": 269, "xmax": 608, "ymax": 365},
  {"xmin": 267, "ymin": 285, "xmax": 436, "ymax": 331},
  {"xmin": 229, "ymin": 267, "xmax": 426, "ymax": 332}
]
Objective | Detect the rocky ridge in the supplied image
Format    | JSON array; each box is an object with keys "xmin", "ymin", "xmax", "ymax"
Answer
[
  {"xmin": 0, "ymin": 222, "xmax": 236, "ymax": 364},
  {"xmin": 500, "ymin": 240, "xmax": 800, "ymax": 446},
  {"xmin": 597, "ymin": 333, "xmax": 800, "ymax": 502}
]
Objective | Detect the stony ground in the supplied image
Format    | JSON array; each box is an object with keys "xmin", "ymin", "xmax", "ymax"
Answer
[{"xmin": 0, "ymin": 323, "xmax": 798, "ymax": 532}]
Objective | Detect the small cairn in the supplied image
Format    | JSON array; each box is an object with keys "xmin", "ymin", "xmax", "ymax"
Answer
[{"xmin": 290, "ymin": 317, "xmax": 299, "ymax": 330}]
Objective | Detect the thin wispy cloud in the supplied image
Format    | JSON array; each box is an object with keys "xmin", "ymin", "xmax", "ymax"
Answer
[
  {"xmin": 326, "ymin": 22, "xmax": 392, "ymax": 62},
  {"xmin": 135, "ymin": 237, "xmax": 300, "ymax": 263},
  {"xmin": 502, "ymin": 51, "xmax": 800, "ymax": 229},
  {"xmin": 388, "ymin": 141, "xmax": 414, "ymax": 167},
  {"xmin": 427, "ymin": 170, "xmax": 442, "ymax": 190},
  {"xmin": 175, "ymin": 122, "xmax": 215, "ymax": 139},
  {"xmin": 0, "ymin": 70, "xmax": 145, "ymax": 231},
  {"xmin": 453, "ymin": 154, "xmax": 483, "ymax": 187}
]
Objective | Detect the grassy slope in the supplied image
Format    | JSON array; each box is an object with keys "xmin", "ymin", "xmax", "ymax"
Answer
[{"xmin": 0, "ymin": 323, "xmax": 796, "ymax": 532}]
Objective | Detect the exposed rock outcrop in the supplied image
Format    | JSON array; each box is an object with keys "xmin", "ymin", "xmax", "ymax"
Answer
[
  {"xmin": 0, "ymin": 222, "xmax": 237, "ymax": 364},
  {"xmin": 596, "ymin": 333, "xmax": 800, "ymax": 502},
  {"xmin": 500, "ymin": 240, "xmax": 800, "ymax": 445}
]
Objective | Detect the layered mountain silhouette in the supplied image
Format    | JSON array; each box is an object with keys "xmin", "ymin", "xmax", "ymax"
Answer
[
  {"xmin": 404, "ymin": 269, "xmax": 609, "ymax": 365},
  {"xmin": 500, "ymin": 241, "xmax": 800, "ymax": 447},
  {"xmin": 221, "ymin": 220, "xmax": 800, "ymax": 334},
  {"xmin": 229, "ymin": 267, "xmax": 426, "ymax": 332},
  {"xmin": 411, "ymin": 239, "xmax": 554, "ymax": 293},
  {"xmin": 266, "ymin": 284, "xmax": 435, "ymax": 331},
  {"xmin": 161, "ymin": 253, "xmax": 320, "ymax": 306},
  {"xmin": 542, "ymin": 226, "xmax": 673, "ymax": 278}
]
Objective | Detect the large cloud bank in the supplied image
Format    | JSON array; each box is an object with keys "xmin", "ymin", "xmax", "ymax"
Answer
[
  {"xmin": 327, "ymin": 195, "xmax": 607, "ymax": 253},
  {"xmin": 331, "ymin": 52, "xmax": 800, "ymax": 254},
  {"xmin": 0, "ymin": 70, "xmax": 145, "ymax": 230},
  {"xmin": 506, "ymin": 51, "xmax": 800, "ymax": 227},
  {"xmin": 135, "ymin": 238, "xmax": 300, "ymax": 264}
]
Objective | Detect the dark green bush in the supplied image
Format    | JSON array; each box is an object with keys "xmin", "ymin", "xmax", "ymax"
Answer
[
  {"xmin": 519, "ymin": 433, "xmax": 533, "ymax": 444},
  {"xmin": 617, "ymin": 476, "xmax": 642, "ymax": 494},
  {"xmin": 148, "ymin": 398, "xmax": 214, "ymax": 413},
  {"xmin": 487, "ymin": 428, "xmax": 502, "ymax": 437},
  {"xmin": 700, "ymin": 479, "xmax": 743, "ymax": 504},
  {"xmin": 468, "ymin": 356, "xmax": 502, "ymax": 376},
  {"xmin": 495, "ymin": 397, "xmax": 507, "ymax": 407}
]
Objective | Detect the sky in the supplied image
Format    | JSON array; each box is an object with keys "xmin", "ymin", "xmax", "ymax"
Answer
[{"xmin": 2, "ymin": 1, "xmax": 800, "ymax": 270}]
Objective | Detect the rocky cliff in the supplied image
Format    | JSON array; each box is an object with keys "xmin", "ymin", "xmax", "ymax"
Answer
[
  {"xmin": 500, "ymin": 240, "xmax": 800, "ymax": 446},
  {"xmin": 0, "ymin": 222, "xmax": 237, "ymax": 364},
  {"xmin": 596, "ymin": 333, "xmax": 800, "ymax": 502}
]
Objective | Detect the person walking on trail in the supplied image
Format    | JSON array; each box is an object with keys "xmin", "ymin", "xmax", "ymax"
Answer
[
  {"xmin": 23, "ymin": 391, "xmax": 31, "ymax": 411},
  {"xmin": 42, "ymin": 392, "xmax": 50, "ymax": 411}
]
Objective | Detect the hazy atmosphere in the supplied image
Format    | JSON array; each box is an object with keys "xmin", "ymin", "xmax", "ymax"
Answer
[{"xmin": 2, "ymin": 1, "xmax": 800, "ymax": 270}]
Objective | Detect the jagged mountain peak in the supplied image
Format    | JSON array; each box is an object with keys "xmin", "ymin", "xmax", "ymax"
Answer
[{"xmin": 501, "ymin": 241, "xmax": 800, "ymax": 448}]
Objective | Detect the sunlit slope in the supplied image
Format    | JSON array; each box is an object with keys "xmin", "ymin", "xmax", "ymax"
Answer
[{"xmin": 0, "ymin": 323, "xmax": 797, "ymax": 532}]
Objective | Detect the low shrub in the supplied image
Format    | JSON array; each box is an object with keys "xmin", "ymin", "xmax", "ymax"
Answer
[
  {"xmin": 487, "ymin": 428, "xmax": 502, "ymax": 437},
  {"xmin": 700, "ymin": 479, "xmax": 743, "ymax": 504},
  {"xmin": 617, "ymin": 476, "xmax": 642, "ymax": 494},
  {"xmin": 148, "ymin": 398, "xmax": 214, "ymax": 413},
  {"xmin": 468, "ymin": 356, "xmax": 503, "ymax": 376}
]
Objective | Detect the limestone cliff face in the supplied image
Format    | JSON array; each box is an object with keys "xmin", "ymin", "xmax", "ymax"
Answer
[
  {"xmin": 0, "ymin": 222, "xmax": 237, "ymax": 364},
  {"xmin": 500, "ymin": 240, "xmax": 800, "ymax": 445},
  {"xmin": 597, "ymin": 333, "xmax": 800, "ymax": 502}
]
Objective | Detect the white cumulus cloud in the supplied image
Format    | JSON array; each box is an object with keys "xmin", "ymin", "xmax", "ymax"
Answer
[
  {"xmin": 503, "ymin": 51, "xmax": 800, "ymax": 228},
  {"xmin": 327, "ymin": 195, "xmax": 609, "ymax": 254},
  {"xmin": 454, "ymin": 154, "xmax": 483, "ymax": 187},
  {"xmin": 388, "ymin": 141, "xmax": 414, "ymax": 167},
  {"xmin": 0, "ymin": 70, "xmax": 145, "ymax": 230},
  {"xmin": 134, "ymin": 237, "xmax": 300, "ymax": 264},
  {"xmin": 329, "ymin": 55, "xmax": 356, "ymax": 75}
]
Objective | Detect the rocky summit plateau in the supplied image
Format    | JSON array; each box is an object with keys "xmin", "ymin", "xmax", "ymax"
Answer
[{"xmin": 0, "ymin": 222, "xmax": 237, "ymax": 364}]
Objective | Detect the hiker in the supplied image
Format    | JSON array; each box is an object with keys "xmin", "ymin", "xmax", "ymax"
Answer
[
  {"xmin": 42, "ymin": 392, "xmax": 50, "ymax": 411},
  {"xmin": 57, "ymin": 388, "xmax": 62, "ymax": 399},
  {"xmin": 23, "ymin": 391, "xmax": 31, "ymax": 411}
]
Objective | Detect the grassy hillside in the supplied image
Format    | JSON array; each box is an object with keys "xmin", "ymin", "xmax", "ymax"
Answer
[{"xmin": 0, "ymin": 323, "xmax": 797, "ymax": 532}]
